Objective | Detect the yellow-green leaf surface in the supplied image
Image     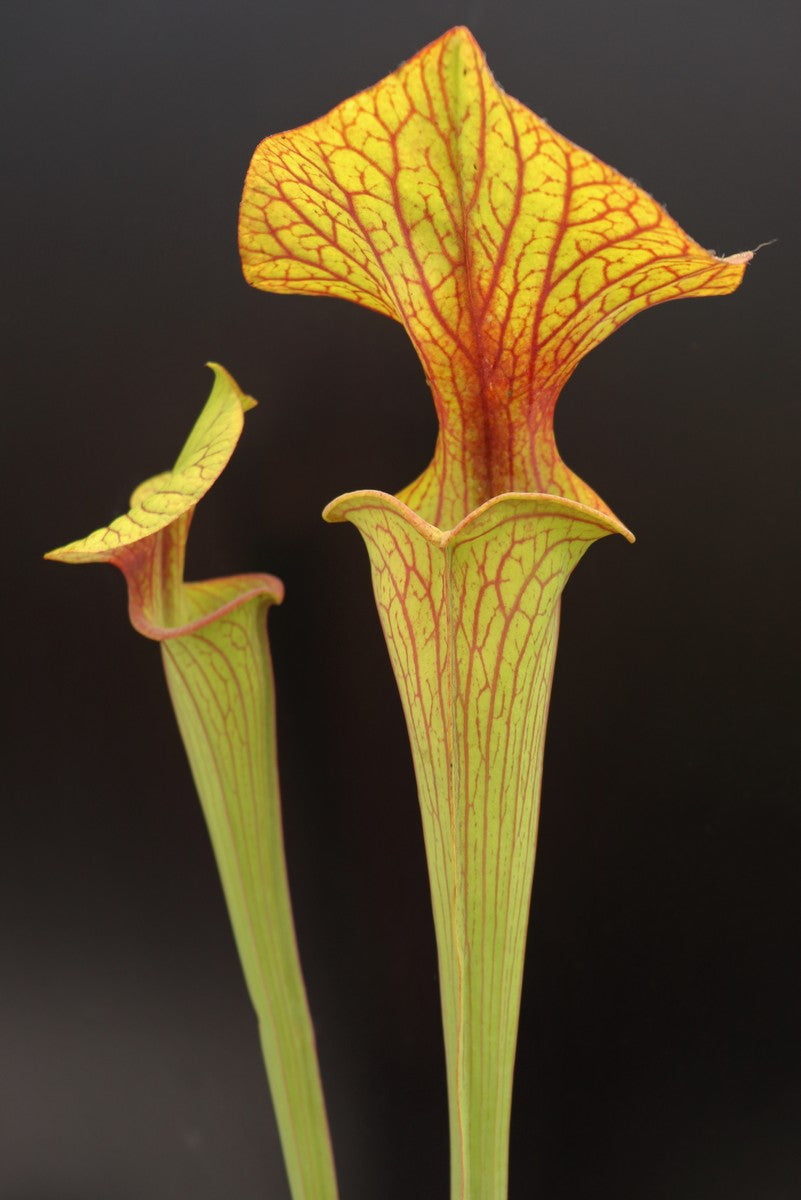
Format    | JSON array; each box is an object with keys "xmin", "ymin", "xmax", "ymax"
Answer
[
  {"xmin": 241, "ymin": 25, "xmax": 750, "ymax": 529},
  {"xmin": 327, "ymin": 489, "xmax": 629, "ymax": 1200},
  {"xmin": 47, "ymin": 366, "xmax": 339, "ymax": 1200},
  {"xmin": 46, "ymin": 363, "xmax": 260, "ymax": 634},
  {"xmin": 242, "ymin": 28, "xmax": 751, "ymax": 1200}
]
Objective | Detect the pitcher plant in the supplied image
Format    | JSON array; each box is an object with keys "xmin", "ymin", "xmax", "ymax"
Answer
[
  {"xmin": 239, "ymin": 26, "xmax": 749, "ymax": 1200},
  {"xmin": 48, "ymin": 25, "xmax": 750, "ymax": 1200},
  {"xmin": 47, "ymin": 365, "xmax": 339, "ymax": 1200}
]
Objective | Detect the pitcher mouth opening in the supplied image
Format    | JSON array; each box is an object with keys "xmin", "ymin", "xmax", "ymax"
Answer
[{"xmin": 323, "ymin": 487, "xmax": 635, "ymax": 546}]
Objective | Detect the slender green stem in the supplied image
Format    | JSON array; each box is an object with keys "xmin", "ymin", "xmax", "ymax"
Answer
[{"xmin": 162, "ymin": 584, "xmax": 339, "ymax": 1200}]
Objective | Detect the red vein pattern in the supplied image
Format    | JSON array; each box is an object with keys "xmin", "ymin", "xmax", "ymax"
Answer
[
  {"xmin": 327, "ymin": 489, "xmax": 626, "ymax": 1198},
  {"xmin": 241, "ymin": 26, "xmax": 749, "ymax": 529},
  {"xmin": 47, "ymin": 370, "xmax": 339, "ymax": 1200},
  {"xmin": 240, "ymin": 30, "xmax": 751, "ymax": 1199}
]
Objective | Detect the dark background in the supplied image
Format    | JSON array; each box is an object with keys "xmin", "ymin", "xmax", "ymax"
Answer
[{"xmin": 4, "ymin": 1, "xmax": 800, "ymax": 1197}]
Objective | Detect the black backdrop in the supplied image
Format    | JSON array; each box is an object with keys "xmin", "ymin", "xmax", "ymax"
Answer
[{"xmin": 5, "ymin": 1, "xmax": 800, "ymax": 1197}]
